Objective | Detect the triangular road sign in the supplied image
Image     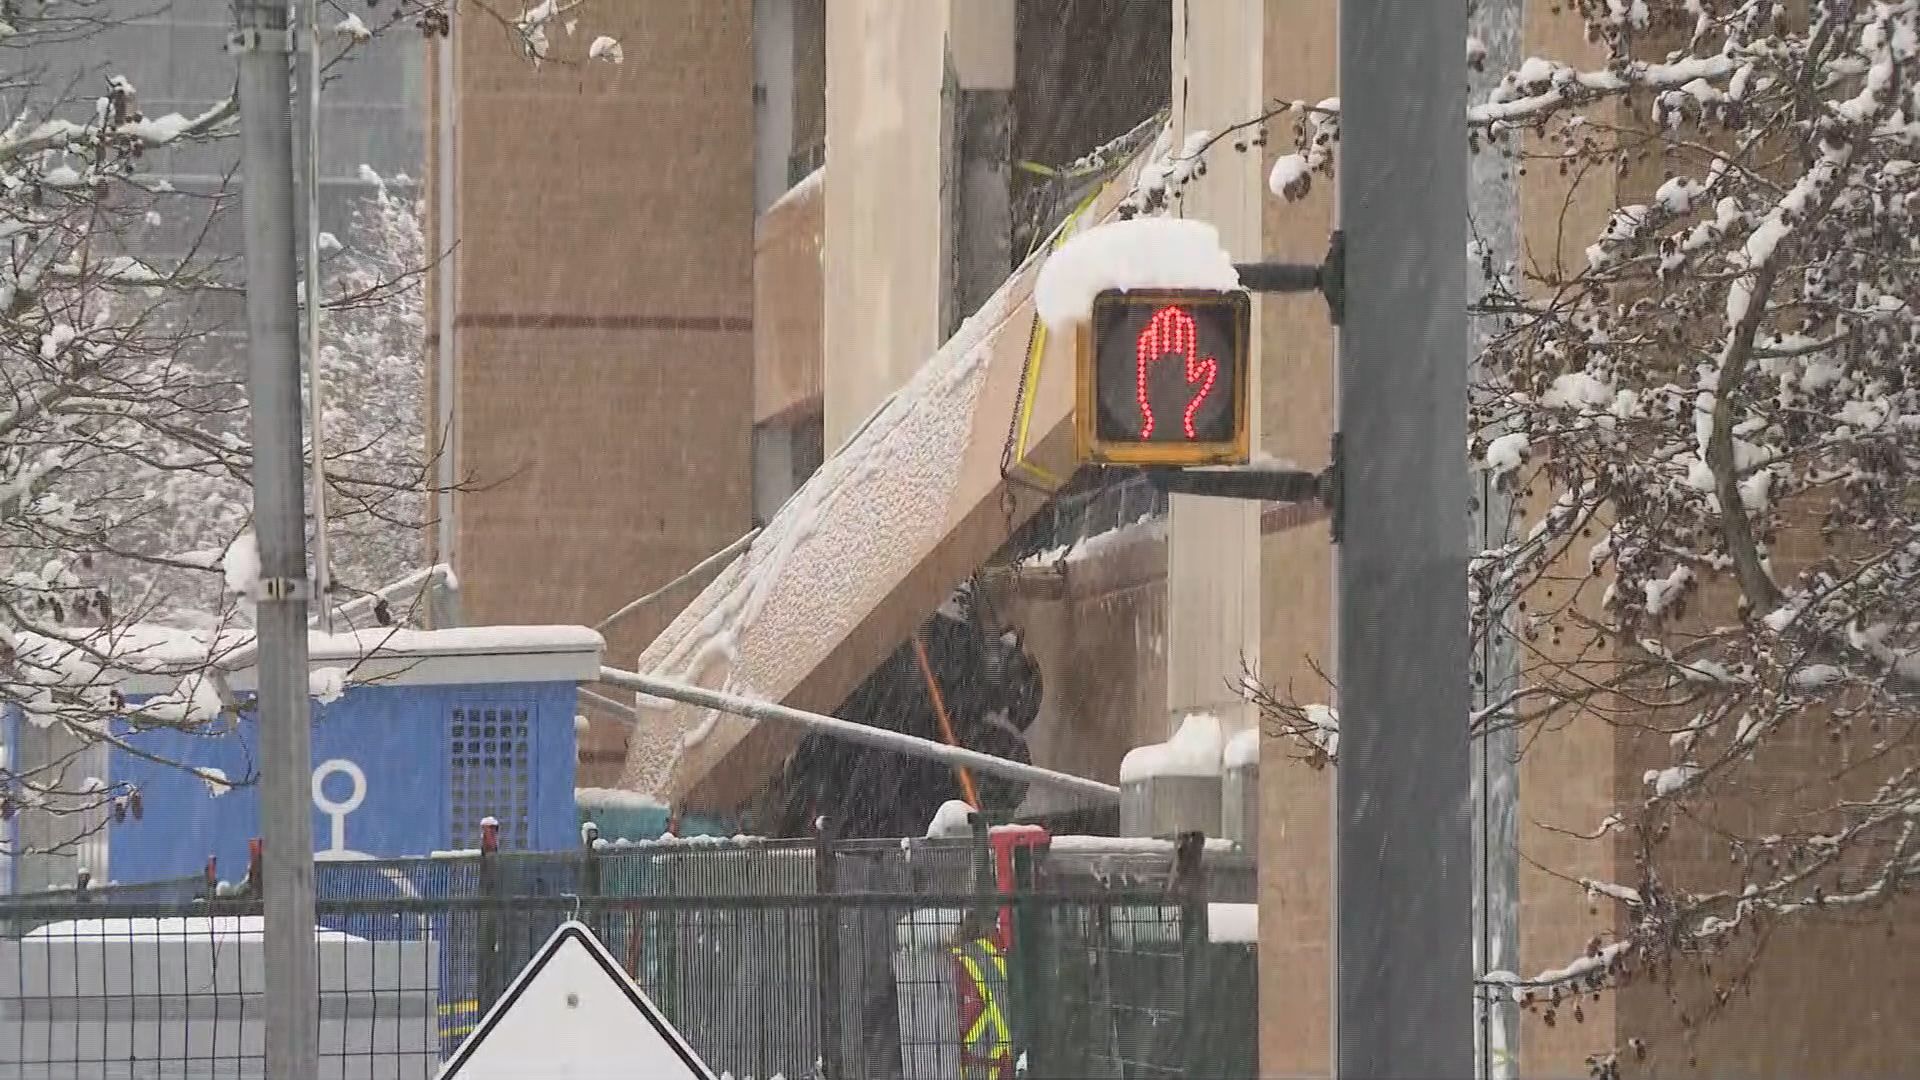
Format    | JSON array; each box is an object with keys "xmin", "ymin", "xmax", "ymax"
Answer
[{"xmin": 438, "ymin": 919, "xmax": 718, "ymax": 1079}]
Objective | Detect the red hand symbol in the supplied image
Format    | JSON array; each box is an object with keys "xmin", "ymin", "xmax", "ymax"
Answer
[{"xmin": 1135, "ymin": 305, "xmax": 1218, "ymax": 440}]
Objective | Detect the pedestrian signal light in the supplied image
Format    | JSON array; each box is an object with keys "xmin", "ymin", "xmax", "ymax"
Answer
[{"xmin": 1075, "ymin": 288, "xmax": 1251, "ymax": 466}]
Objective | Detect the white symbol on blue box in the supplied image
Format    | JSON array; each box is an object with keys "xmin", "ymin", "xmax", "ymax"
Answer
[{"xmin": 312, "ymin": 758, "xmax": 370, "ymax": 860}]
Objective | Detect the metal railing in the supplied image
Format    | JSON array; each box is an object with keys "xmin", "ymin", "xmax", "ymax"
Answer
[{"xmin": 0, "ymin": 833, "xmax": 1258, "ymax": 1080}]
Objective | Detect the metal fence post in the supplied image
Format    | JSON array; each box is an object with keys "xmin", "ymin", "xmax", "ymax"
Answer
[
  {"xmin": 478, "ymin": 819, "xmax": 504, "ymax": 1005},
  {"xmin": 582, "ymin": 828, "xmax": 603, "ymax": 897},
  {"xmin": 1174, "ymin": 831, "xmax": 1211, "ymax": 1079},
  {"xmin": 582, "ymin": 825, "xmax": 605, "ymax": 946},
  {"xmin": 968, "ymin": 811, "xmax": 996, "ymax": 928},
  {"xmin": 1008, "ymin": 843, "xmax": 1048, "ymax": 1078},
  {"xmin": 813, "ymin": 824, "xmax": 843, "ymax": 1080}
]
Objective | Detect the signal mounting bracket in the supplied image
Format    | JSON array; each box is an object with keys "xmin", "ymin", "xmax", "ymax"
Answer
[{"xmin": 1232, "ymin": 230, "xmax": 1344, "ymax": 324}]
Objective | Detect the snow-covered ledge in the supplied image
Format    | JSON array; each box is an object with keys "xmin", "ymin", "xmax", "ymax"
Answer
[
  {"xmin": 222, "ymin": 626, "xmax": 604, "ymax": 692},
  {"xmin": 619, "ymin": 138, "xmax": 1164, "ymax": 811},
  {"xmin": 11, "ymin": 624, "xmax": 604, "ymax": 699}
]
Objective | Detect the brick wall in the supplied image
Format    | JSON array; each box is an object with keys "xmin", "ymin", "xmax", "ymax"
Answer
[{"xmin": 433, "ymin": 2, "xmax": 757, "ymax": 785}]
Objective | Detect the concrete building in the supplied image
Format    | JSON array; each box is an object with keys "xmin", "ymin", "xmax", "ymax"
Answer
[
  {"xmin": 603, "ymin": 2, "xmax": 1920, "ymax": 1077},
  {"xmin": 425, "ymin": 3, "xmax": 756, "ymax": 783},
  {"xmin": 370, "ymin": 0, "xmax": 1920, "ymax": 1072}
]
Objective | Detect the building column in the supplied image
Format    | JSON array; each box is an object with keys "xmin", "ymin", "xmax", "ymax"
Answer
[
  {"xmin": 821, "ymin": 1, "xmax": 953, "ymax": 450},
  {"xmin": 1165, "ymin": 0, "xmax": 1263, "ymax": 736},
  {"xmin": 946, "ymin": 0, "xmax": 1014, "ymax": 336},
  {"xmin": 752, "ymin": 0, "xmax": 798, "ymax": 216}
]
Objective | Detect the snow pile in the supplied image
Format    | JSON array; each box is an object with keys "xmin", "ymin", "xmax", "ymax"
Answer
[
  {"xmin": 307, "ymin": 624, "xmax": 603, "ymax": 661},
  {"xmin": 193, "ymin": 767, "xmax": 232, "ymax": 797},
  {"xmin": 1484, "ymin": 431, "xmax": 1530, "ymax": 475},
  {"xmin": 141, "ymin": 674, "xmax": 226, "ymax": 725},
  {"xmin": 1019, "ymin": 513, "xmax": 1164, "ymax": 569},
  {"xmin": 308, "ymin": 666, "xmax": 348, "ymax": 705},
  {"xmin": 924, "ymin": 798, "xmax": 976, "ymax": 839},
  {"xmin": 1280, "ymin": 704, "xmax": 1340, "ymax": 760},
  {"xmin": 222, "ymin": 532, "xmax": 261, "ymax": 606},
  {"xmin": 115, "ymin": 113, "xmax": 197, "ymax": 144},
  {"xmin": 1224, "ymin": 727, "xmax": 1260, "ymax": 771},
  {"xmin": 1208, "ymin": 902, "xmax": 1258, "ymax": 944},
  {"xmin": 1119, "ymin": 712, "xmax": 1224, "ymax": 783},
  {"xmin": 591, "ymin": 833, "xmax": 771, "ymax": 851},
  {"xmin": 1045, "ymin": 835, "xmax": 1237, "ymax": 855},
  {"xmin": 1502, "ymin": 940, "xmax": 1633, "ymax": 1002},
  {"xmin": 588, "ymin": 35, "xmax": 623, "ymax": 63},
  {"xmin": 1643, "ymin": 763, "xmax": 1700, "ymax": 797},
  {"xmin": 1033, "ymin": 217, "xmax": 1240, "ymax": 333},
  {"xmin": 26, "ymin": 916, "xmax": 361, "ymax": 943},
  {"xmin": 574, "ymin": 787, "xmax": 668, "ymax": 813},
  {"xmin": 1268, "ymin": 154, "xmax": 1311, "ymax": 200}
]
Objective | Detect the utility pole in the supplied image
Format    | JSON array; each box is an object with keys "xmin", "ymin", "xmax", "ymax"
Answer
[
  {"xmin": 231, "ymin": 2, "xmax": 319, "ymax": 1077},
  {"xmin": 299, "ymin": 0, "xmax": 334, "ymax": 633},
  {"xmin": 1334, "ymin": 1, "xmax": 1472, "ymax": 1077}
]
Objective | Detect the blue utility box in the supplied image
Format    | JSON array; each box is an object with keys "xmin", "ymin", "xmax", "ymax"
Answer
[{"xmin": 4, "ymin": 626, "xmax": 604, "ymax": 889}]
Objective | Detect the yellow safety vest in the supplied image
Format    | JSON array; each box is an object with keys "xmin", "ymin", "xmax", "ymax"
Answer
[{"xmin": 952, "ymin": 937, "xmax": 1012, "ymax": 1073}]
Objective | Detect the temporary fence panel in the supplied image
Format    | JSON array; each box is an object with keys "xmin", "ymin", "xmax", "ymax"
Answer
[
  {"xmin": 0, "ymin": 833, "xmax": 1259, "ymax": 1079},
  {"xmin": 893, "ymin": 907, "xmax": 966, "ymax": 1080},
  {"xmin": 0, "ymin": 911, "xmax": 439, "ymax": 1080}
]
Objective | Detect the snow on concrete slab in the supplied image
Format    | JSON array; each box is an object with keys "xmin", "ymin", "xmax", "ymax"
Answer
[
  {"xmin": 621, "ymin": 287, "xmax": 1010, "ymax": 790},
  {"xmin": 1034, "ymin": 217, "xmax": 1240, "ymax": 333},
  {"xmin": 1119, "ymin": 712, "xmax": 1225, "ymax": 783},
  {"xmin": 768, "ymin": 164, "xmax": 824, "ymax": 216},
  {"xmin": 618, "ymin": 139, "xmax": 1159, "ymax": 807},
  {"xmin": 575, "ymin": 787, "xmax": 670, "ymax": 813}
]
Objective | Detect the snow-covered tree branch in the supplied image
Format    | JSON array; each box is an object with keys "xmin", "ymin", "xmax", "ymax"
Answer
[
  {"xmin": 0, "ymin": 1, "xmax": 608, "ymax": 864},
  {"xmin": 1177, "ymin": 0, "xmax": 1920, "ymax": 1063}
]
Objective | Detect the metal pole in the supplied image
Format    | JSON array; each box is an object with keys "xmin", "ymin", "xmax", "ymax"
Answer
[
  {"xmin": 1467, "ymin": 3, "xmax": 1525, "ymax": 1075},
  {"xmin": 301, "ymin": 0, "xmax": 334, "ymax": 633},
  {"xmin": 594, "ymin": 666, "xmax": 1121, "ymax": 804},
  {"xmin": 1334, "ymin": 1, "xmax": 1472, "ymax": 1077},
  {"xmin": 432, "ymin": 11, "xmax": 460, "ymax": 582},
  {"xmin": 593, "ymin": 527, "xmax": 761, "ymax": 633},
  {"xmin": 231, "ymin": 3, "xmax": 319, "ymax": 1078}
]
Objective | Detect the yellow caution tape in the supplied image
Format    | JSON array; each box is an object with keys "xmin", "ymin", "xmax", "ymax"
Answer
[{"xmin": 1007, "ymin": 187, "xmax": 1106, "ymax": 491}]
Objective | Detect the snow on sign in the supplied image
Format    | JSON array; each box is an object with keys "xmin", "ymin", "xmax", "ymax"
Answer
[
  {"xmin": 1075, "ymin": 288, "xmax": 1251, "ymax": 467},
  {"xmin": 437, "ymin": 920, "xmax": 717, "ymax": 1080}
]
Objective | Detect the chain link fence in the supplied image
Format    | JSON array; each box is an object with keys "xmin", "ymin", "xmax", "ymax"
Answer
[{"xmin": 0, "ymin": 833, "xmax": 1257, "ymax": 1080}]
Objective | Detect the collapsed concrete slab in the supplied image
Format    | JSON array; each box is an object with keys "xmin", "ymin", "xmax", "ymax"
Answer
[{"xmin": 617, "ymin": 154, "xmax": 1149, "ymax": 813}]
